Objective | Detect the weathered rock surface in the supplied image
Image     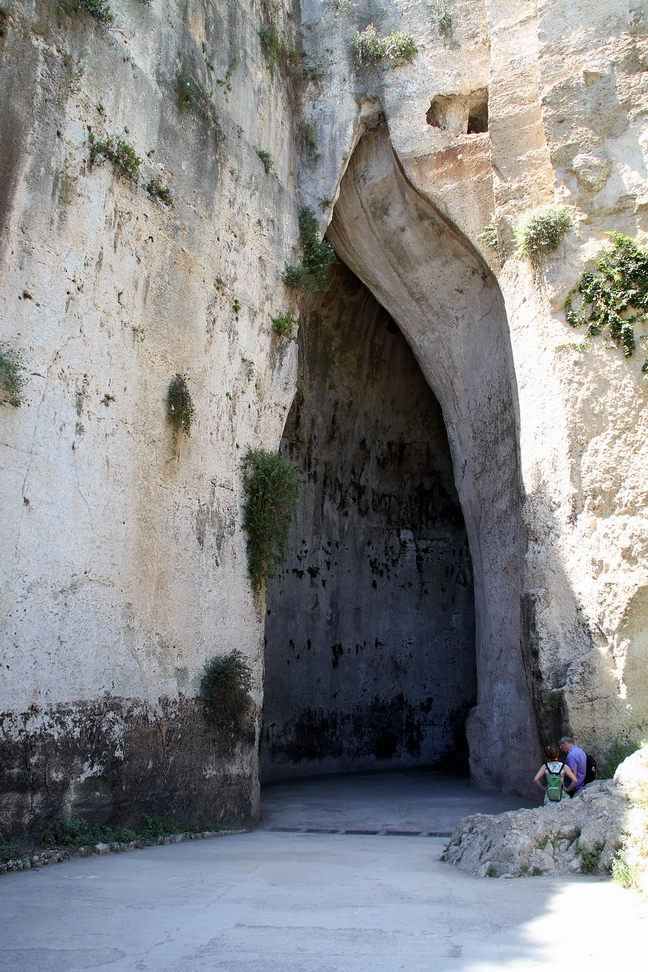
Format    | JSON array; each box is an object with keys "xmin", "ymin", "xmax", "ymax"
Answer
[
  {"xmin": 442, "ymin": 746, "xmax": 648, "ymax": 884},
  {"xmin": 1, "ymin": 0, "xmax": 648, "ymax": 834}
]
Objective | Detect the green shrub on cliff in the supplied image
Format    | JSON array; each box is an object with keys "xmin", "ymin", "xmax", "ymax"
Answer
[
  {"xmin": 241, "ymin": 447, "xmax": 299, "ymax": 589},
  {"xmin": 429, "ymin": 1, "xmax": 452, "ymax": 37},
  {"xmin": 283, "ymin": 207, "xmax": 336, "ymax": 292},
  {"xmin": 166, "ymin": 374, "xmax": 196, "ymax": 436},
  {"xmin": 515, "ymin": 205, "xmax": 572, "ymax": 262},
  {"xmin": 88, "ymin": 132, "xmax": 142, "ymax": 179},
  {"xmin": 200, "ymin": 651, "xmax": 253, "ymax": 728},
  {"xmin": 60, "ymin": 0, "xmax": 115, "ymax": 25},
  {"xmin": 350, "ymin": 25, "xmax": 418, "ymax": 66},
  {"xmin": 166, "ymin": 374, "xmax": 195, "ymax": 437}
]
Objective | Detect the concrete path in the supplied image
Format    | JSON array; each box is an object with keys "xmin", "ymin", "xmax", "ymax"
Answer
[{"xmin": 1, "ymin": 771, "xmax": 646, "ymax": 972}]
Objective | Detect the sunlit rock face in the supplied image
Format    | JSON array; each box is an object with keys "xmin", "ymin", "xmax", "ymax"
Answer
[
  {"xmin": 263, "ymin": 263, "xmax": 476, "ymax": 781},
  {"xmin": 1, "ymin": 0, "xmax": 647, "ymax": 835}
]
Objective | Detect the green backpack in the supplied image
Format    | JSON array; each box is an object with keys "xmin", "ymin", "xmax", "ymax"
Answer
[{"xmin": 545, "ymin": 761, "xmax": 565, "ymax": 802}]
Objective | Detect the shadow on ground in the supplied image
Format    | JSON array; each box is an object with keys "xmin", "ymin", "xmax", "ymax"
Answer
[{"xmin": 1, "ymin": 771, "xmax": 644, "ymax": 972}]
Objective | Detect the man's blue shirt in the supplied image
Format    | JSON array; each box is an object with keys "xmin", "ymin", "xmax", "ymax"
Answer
[{"xmin": 565, "ymin": 745, "xmax": 587, "ymax": 789}]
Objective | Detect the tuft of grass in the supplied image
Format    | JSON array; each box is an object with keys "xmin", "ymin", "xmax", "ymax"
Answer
[
  {"xmin": 241, "ymin": 447, "xmax": 299, "ymax": 589},
  {"xmin": 88, "ymin": 132, "xmax": 141, "ymax": 179},
  {"xmin": 143, "ymin": 179, "xmax": 173, "ymax": 205},
  {"xmin": 565, "ymin": 234, "xmax": 648, "ymax": 373},
  {"xmin": 0, "ymin": 344, "xmax": 26, "ymax": 408},
  {"xmin": 200, "ymin": 651, "xmax": 253, "ymax": 729},
  {"xmin": 579, "ymin": 841, "xmax": 605, "ymax": 874},
  {"xmin": 271, "ymin": 311, "xmax": 297, "ymax": 337},
  {"xmin": 597, "ymin": 738, "xmax": 645, "ymax": 779},
  {"xmin": 254, "ymin": 148, "xmax": 275, "ymax": 174},
  {"xmin": 429, "ymin": 0, "xmax": 452, "ymax": 37},
  {"xmin": 61, "ymin": 0, "xmax": 115, "ymax": 25},
  {"xmin": 350, "ymin": 24, "xmax": 418, "ymax": 66},
  {"xmin": 384, "ymin": 31, "xmax": 418, "ymax": 63},
  {"xmin": 299, "ymin": 121, "xmax": 318, "ymax": 161},
  {"xmin": 283, "ymin": 206, "xmax": 336, "ymax": 292},
  {"xmin": 351, "ymin": 24, "xmax": 386, "ymax": 65},
  {"xmin": 166, "ymin": 373, "xmax": 195, "ymax": 437},
  {"xmin": 480, "ymin": 225, "xmax": 499, "ymax": 250},
  {"xmin": 515, "ymin": 204, "xmax": 572, "ymax": 262},
  {"xmin": 215, "ymin": 57, "xmax": 237, "ymax": 98},
  {"xmin": 173, "ymin": 72, "xmax": 216, "ymax": 125},
  {"xmin": 259, "ymin": 25, "xmax": 303, "ymax": 73},
  {"xmin": 611, "ymin": 848, "xmax": 642, "ymax": 890}
]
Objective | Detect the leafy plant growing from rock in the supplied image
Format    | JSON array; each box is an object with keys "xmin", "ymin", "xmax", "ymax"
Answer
[
  {"xmin": 350, "ymin": 25, "xmax": 418, "ymax": 66},
  {"xmin": 88, "ymin": 132, "xmax": 141, "ymax": 179},
  {"xmin": 565, "ymin": 234, "xmax": 648, "ymax": 373},
  {"xmin": 200, "ymin": 651, "xmax": 253, "ymax": 729},
  {"xmin": 283, "ymin": 207, "xmax": 336, "ymax": 292},
  {"xmin": 175, "ymin": 72, "xmax": 205, "ymax": 111},
  {"xmin": 216, "ymin": 58, "xmax": 237, "ymax": 98},
  {"xmin": 258, "ymin": 24, "xmax": 303, "ymax": 73},
  {"xmin": 429, "ymin": 0, "xmax": 452, "ymax": 37},
  {"xmin": 271, "ymin": 311, "xmax": 297, "ymax": 337},
  {"xmin": 255, "ymin": 148, "xmax": 275, "ymax": 174},
  {"xmin": 166, "ymin": 374, "xmax": 195, "ymax": 437},
  {"xmin": 611, "ymin": 846, "xmax": 642, "ymax": 890},
  {"xmin": 241, "ymin": 447, "xmax": 299, "ymax": 589},
  {"xmin": 173, "ymin": 72, "xmax": 219, "ymax": 129},
  {"xmin": 515, "ymin": 205, "xmax": 572, "ymax": 262},
  {"xmin": 480, "ymin": 225, "xmax": 499, "ymax": 250},
  {"xmin": 143, "ymin": 179, "xmax": 173, "ymax": 205},
  {"xmin": 60, "ymin": 0, "xmax": 115, "ymax": 25},
  {"xmin": 40, "ymin": 812, "xmax": 194, "ymax": 852},
  {"xmin": 0, "ymin": 344, "xmax": 26, "ymax": 407},
  {"xmin": 579, "ymin": 841, "xmax": 605, "ymax": 874}
]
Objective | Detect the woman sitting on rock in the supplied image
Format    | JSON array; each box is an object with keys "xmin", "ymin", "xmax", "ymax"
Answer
[{"xmin": 534, "ymin": 745, "xmax": 577, "ymax": 804}]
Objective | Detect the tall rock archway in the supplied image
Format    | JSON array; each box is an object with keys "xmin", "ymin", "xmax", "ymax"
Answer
[
  {"xmin": 323, "ymin": 124, "xmax": 539, "ymax": 793},
  {"xmin": 263, "ymin": 262, "xmax": 476, "ymax": 782}
]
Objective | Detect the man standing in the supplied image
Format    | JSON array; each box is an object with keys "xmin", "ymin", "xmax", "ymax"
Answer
[{"xmin": 559, "ymin": 736, "xmax": 587, "ymax": 796}]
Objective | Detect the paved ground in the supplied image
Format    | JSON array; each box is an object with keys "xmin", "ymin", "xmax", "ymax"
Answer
[
  {"xmin": 1, "ymin": 770, "xmax": 646, "ymax": 972},
  {"xmin": 259, "ymin": 768, "xmax": 542, "ymax": 833}
]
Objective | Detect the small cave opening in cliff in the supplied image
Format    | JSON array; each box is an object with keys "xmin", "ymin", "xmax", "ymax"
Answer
[{"xmin": 261, "ymin": 262, "xmax": 477, "ymax": 782}]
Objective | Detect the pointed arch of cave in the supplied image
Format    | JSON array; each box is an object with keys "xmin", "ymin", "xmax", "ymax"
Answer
[{"xmin": 324, "ymin": 123, "xmax": 539, "ymax": 791}]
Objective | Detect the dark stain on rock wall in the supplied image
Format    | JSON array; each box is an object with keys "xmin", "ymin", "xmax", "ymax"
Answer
[
  {"xmin": 262, "ymin": 263, "xmax": 477, "ymax": 781},
  {"xmin": 0, "ymin": 696, "xmax": 257, "ymax": 842}
]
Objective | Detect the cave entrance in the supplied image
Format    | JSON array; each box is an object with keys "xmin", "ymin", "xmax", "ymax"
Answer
[
  {"xmin": 263, "ymin": 123, "xmax": 539, "ymax": 794},
  {"xmin": 262, "ymin": 262, "xmax": 476, "ymax": 781}
]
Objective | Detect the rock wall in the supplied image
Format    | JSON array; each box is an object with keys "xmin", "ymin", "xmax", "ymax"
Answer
[
  {"xmin": 0, "ymin": 0, "xmax": 301, "ymax": 838},
  {"xmin": 1, "ymin": 0, "xmax": 647, "ymax": 834},
  {"xmin": 441, "ymin": 744, "xmax": 648, "ymax": 884},
  {"xmin": 263, "ymin": 264, "xmax": 476, "ymax": 780}
]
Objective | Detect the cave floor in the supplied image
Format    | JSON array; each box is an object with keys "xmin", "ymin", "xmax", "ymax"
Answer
[
  {"xmin": 1, "ymin": 771, "xmax": 645, "ymax": 972},
  {"xmin": 259, "ymin": 767, "xmax": 540, "ymax": 834}
]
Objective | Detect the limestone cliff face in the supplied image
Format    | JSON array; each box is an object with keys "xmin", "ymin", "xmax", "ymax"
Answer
[
  {"xmin": 0, "ymin": 0, "xmax": 299, "ymax": 836},
  {"xmin": 0, "ymin": 0, "xmax": 647, "ymax": 835}
]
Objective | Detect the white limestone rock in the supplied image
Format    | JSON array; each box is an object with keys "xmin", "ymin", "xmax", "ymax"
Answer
[{"xmin": 442, "ymin": 746, "xmax": 648, "ymax": 880}]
